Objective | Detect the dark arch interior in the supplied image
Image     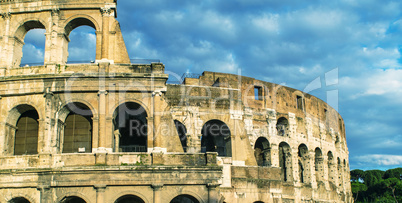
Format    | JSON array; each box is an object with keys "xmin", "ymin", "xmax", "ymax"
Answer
[
  {"xmin": 254, "ymin": 137, "xmax": 270, "ymax": 166},
  {"xmin": 9, "ymin": 197, "xmax": 30, "ymax": 203},
  {"xmin": 170, "ymin": 195, "xmax": 199, "ymax": 203},
  {"xmin": 61, "ymin": 196, "xmax": 86, "ymax": 203},
  {"xmin": 115, "ymin": 195, "xmax": 145, "ymax": 203},
  {"xmin": 174, "ymin": 120, "xmax": 187, "ymax": 152},
  {"xmin": 276, "ymin": 117, "xmax": 289, "ymax": 136},
  {"xmin": 201, "ymin": 120, "xmax": 231, "ymax": 157},
  {"xmin": 279, "ymin": 142, "xmax": 291, "ymax": 182},
  {"xmin": 113, "ymin": 102, "xmax": 148, "ymax": 152},
  {"xmin": 14, "ymin": 110, "xmax": 39, "ymax": 155},
  {"xmin": 63, "ymin": 103, "xmax": 93, "ymax": 153}
]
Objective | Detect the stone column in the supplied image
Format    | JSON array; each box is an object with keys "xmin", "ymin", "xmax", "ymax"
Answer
[
  {"xmin": 97, "ymin": 90, "xmax": 108, "ymax": 152},
  {"xmin": 152, "ymin": 184, "xmax": 163, "ymax": 203},
  {"xmin": 207, "ymin": 183, "xmax": 220, "ymax": 203},
  {"xmin": 43, "ymin": 88, "xmax": 54, "ymax": 154},
  {"xmin": 94, "ymin": 185, "xmax": 107, "ymax": 203},
  {"xmin": 100, "ymin": 7, "xmax": 111, "ymax": 60},
  {"xmin": 270, "ymin": 143, "xmax": 279, "ymax": 167},
  {"xmin": 37, "ymin": 185, "xmax": 51, "ymax": 203},
  {"xmin": 152, "ymin": 91, "xmax": 162, "ymax": 150},
  {"xmin": 0, "ymin": 12, "xmax": 12, "ymax": 68}
]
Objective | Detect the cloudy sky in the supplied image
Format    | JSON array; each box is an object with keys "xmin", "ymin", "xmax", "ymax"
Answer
[{"xmin": 21, "ymin": 0, "xmax": 402, "ymax": 170}]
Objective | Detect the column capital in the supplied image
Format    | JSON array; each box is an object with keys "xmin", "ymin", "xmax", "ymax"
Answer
[
  {"xmin": 94, "ymin": 184, "xmax": 107, "ymax": 192},
  {"xmin": 100, "ymin": 7, "xmax": 112, "ymax": 16},
  {"xmin": 1, "ymin": 12, "xmax": 11, "ymax": 19},
  {"xmin": 207, "ymin": 183, "xmax": 220, "ymax": 190},
  {"xmin": 37, "ymin": 185, "xmax": 50, "ymax": 191},
  {"xmin": 151, "ymin": 183, "xmax": 163, "ymax": 191},
  {"xmin": 98, "ymin": 90, "xmax": 108, "ymax": 96}
]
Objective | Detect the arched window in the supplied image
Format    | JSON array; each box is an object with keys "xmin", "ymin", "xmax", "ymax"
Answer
[
  {"xmin": 338, "ymin": 157, "xmax": 343, "ymax": 186},
  {"xmin": 279, "ymin": 142, "xmax": 292, "ymax": 182},
  {"xmin": 115, "ymin": 195, "xmax": 145, "ymax": 203},
  {"xmin": 10, "ymin": 105, "xmax": 40, "ymax": 155},
  {"xmin": 298, "ymin": 144, "xmax": 309, "ymax": 183},
  {"xmin": 276, "ymin": 117, "xmax": 289, "ymax": 136},
  {"xmin": 8, "ymin": 197, "xmax": 30, "ymax": 203},
  {"xmin": 315, "ymin": 147, "xmax": 324, "ymax": 182},
  {"xmin": 65, "ymin": 18, "xmax": 97, "ymax": 64},
  {"xmin": 254, "ymin": 137, "xmax": 271, "ymax": 166},
  {"xmin": 60, "ymin": 196, "xmax": 86, "ymax": 203},
  {"xmin": 61, "ymin": 103, "xmax": 93, "ymax": 153},
  {"xmin": 327, "ymin": 151, "xmax": 335, "ymax": 184},
  {"xmin": 174, "ymin": 120, "xmax": 187, "ymax": 152},
  {"xmin": 201, "ymin": 120, "xmax": 231, "ymax": 157},
  {"xmin": 170, "ymin": 195, "xmax": 200, "ymax": 203},
  {"xmin": 13, "ymin": 20, "xmax": 46, "ymax": 67},
  {"xmin": 67, "ymin": 26, "xmax": 96, "ymax": 63},
  {"xmin": 20, "ymin": 29, "xmax": 46, "ymax": 66},
  {"xmin": 113, "ymin": 102, "xmax": 148, "ymax": 152}
]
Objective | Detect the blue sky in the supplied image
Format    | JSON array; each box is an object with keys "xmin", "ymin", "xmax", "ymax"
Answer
[{"xmin": 21, "ymin": 0, "xmax": 402, "ymax": 170}]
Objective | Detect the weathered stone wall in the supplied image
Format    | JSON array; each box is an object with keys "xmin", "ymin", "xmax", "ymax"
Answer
[{"xmin": 0, "ymin": 1, "xmax": 352, "ymax": 203}]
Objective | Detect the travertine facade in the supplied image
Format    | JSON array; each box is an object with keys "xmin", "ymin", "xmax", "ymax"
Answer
[{"xmin": 0, "ymin": 0, "xmax": 352, "ymax": 203}]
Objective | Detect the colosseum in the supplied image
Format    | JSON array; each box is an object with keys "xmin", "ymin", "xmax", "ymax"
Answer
[{"xmin": 0, "ymin": 0, "xmax": 352, "ymax": 202}]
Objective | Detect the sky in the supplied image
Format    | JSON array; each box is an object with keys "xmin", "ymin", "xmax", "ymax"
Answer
[{"xmin": 21, "ymin": 0, "xmax": 402, "ymax": 171}]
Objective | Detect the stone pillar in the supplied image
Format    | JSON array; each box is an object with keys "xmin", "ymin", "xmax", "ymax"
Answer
[
  {"xmin": 207, "ymin": 183, "xmax": 220, "ymax": 203},
  {"xmin": 309, "ymin": 151, "xmax": 317, "ymax": 187},
  {"xmin": 45, "ymin": 9, "xmax": 60, "ymax": 65},
  {"xmin": 151, "ymin": 184, "xmax": 163, "ymax": 203},
  {"xmin": 43, "ymin": 88, "xmax": 54, "ymax": 154},
  {"xmin": 97, "ymin": 90, "xmax": 108, "ymax": 152},
  {"xmin": 270, "ymin": 143, "xmax": 279, "ymax": 167},
  {"xmin": 0, "ymin": 12, "xmax": 12, "ymax": 68},
  {"xmin": 100, "ymin": 7, "xmax": 111, "ymax": 60},
  {"xmin": 152, "ymin": 91, "xmax": 162, "ymax": 150},
  {"xmin": 37, "ymin": 185, "xmax": 51, "ymax": 203},
  {"xmin": 94, "ymin": 185, "xmax": 107, "ymax": 203},
  {"xmin": 37, "ymin": 118, "xmax": 46, "ymax": 154}
]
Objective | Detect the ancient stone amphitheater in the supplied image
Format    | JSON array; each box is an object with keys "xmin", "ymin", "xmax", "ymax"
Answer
[{"xmin": 0, "ymin": 0, "xmax": 352, "ymax": 202}]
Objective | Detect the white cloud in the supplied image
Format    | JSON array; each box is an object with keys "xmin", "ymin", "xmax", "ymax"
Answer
[
  {"xmin": 251, "ymin": 14, "xmax": 280, "ymax": 34},
  {"xmin": 355, "ymin": 154, "xmax": 402, "ymax": 166}
]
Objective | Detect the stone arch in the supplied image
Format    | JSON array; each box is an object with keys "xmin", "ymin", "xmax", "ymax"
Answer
[
  {"xmin": 6, "ymin": 104, "xmax": 40, "ymax": 155},
  {"xmin": 165, "ymin": 190, "xmax": 206, "ymax": 203},
  {"xmin": 174, "ymin": 120, "xmax": 187, "ymax": 152},
  {"xmin": 170, "ymin": 194, "xmax": 200, "ymax": 203},
  {"xmin": 114, "ymin": 195, "xmax": 145, "ymax": 203},
  {"xmin": 327, "ymin": 151, "xmax": 336, "ymax": 183},
  {"xmin": 298, "ymin": 144, "xmax": 309, "ymax": 183},
  {"xmin": 201, "ymin": 119, "xmax": 231, "ymax": 157},
  {"xmin": 110, "ymin": 191, "xmax": 150, "ymax": 203},
  {"xmin": 60, "ymin": 196, "xmax": 87, "ymax": 203},
  {"xmin": 8, "ymin": 197, "xmax": 31, "ymax": 203},
  {"xmin": 63, "ymin": 15, "xmax": 100, "ymax": 63},
  {"xmin": 12, "ymin": 19, "xmax": 47, "ymax": 67},
  {"xmin": 112, "ymin": 102, "xmax": 148, "ymax": 152},
  {"xmin": 314, "ymin": 147, "xmax": 324, "ymax": 183},
  {"xmin": 276, "ymin": 117, "xmax": 289, "ymax": 136},
  {"xmin": 279, "ymin": 142, "xmax": 292, "ymax": 182},
  {"xmin": 254, "ymin": 137, "xmax": 271, "ymax": 166},
  {"xmin": 337, "ymin": 157, "xmax": 343, "ymax": 186},
  {"xmin": 64, "ymin": 15, "xmax": 100, "ymax": 36},
  {"xmin": 110, "ymin": 99, "xmax": 150, "ymax": 119},
  {"xmin": 59, "ymin": 102, "xmax": 93, "ymax": 153}
]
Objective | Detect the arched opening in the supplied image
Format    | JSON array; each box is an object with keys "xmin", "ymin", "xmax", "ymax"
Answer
[
  {"xmin": 201, "ymin": 120, "xmax": 231, "ymax": 157},
  {"xmin": 67, "ymin": 26, "xmax": 96, "ymax": 63},
  {"xmin": 113, "ymin": 102, "xmax": 148, "ymax": 152},
  {"xmin": 60, "ymin": 196, "xmax": 86, "ymax": 203},
  {"xmin": 170, "ymin": 195, "xmax": 200, "ymax": 203},
  {"xmin": 315, "ymin": 147, "xmax": 324, "ymax": 182},
  {"xmin": 61, "ymin": 103, "xmax": 93, "ymax": 153},
  {"xmin": 65, "ymin": 18, "xmax": 97, "ymax": 64},
  {"xmin": 279, "ymin": 142, "xmax": 292, "ymax": 182},
  {"xmin": 13, "ymin": 20, "xmax": 46, "ymax": 67},
  {"xmin": 338, "ymin": 157, "xmax": 343, "ymax": 186},
  {"xmin": 11, "ymin": 105, "xmax": 40, "ymax": 155},
  {"xmin": 8, "ymin": 197, "xmax": 30, "ymax": 203},
  {"xmin": 174, "ymin": 120, "xmax": 187, "ymax": 152},
  {"xmin": 298, "ymin": 144, "xmax": 309, "ymax": 183},
  {"xmin": 276, "ymin": 117, "xmax": 289, "ymax": 136},
  {"xmin": 254, "ymin": 202, "xmax": 264, "ymax": 203},
  {"xmin": 20, "ymin": 29, "xmax": 46, "ymax": 66},
  {"xmin": 114, "ymin": 195, "xmax": 145, "ymax": 203},
  {"xmin": 254, "ymin": 137, "xmax": 271, "ymax": 166},
  {"xmin": 327, "ymin": 151, "xmax": 335, "ymax": 184}
]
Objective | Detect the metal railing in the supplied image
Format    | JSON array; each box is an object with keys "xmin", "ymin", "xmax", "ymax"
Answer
[{"xmin": 119, "ymin": 145, "xmax": 147, "ymax": 152}]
